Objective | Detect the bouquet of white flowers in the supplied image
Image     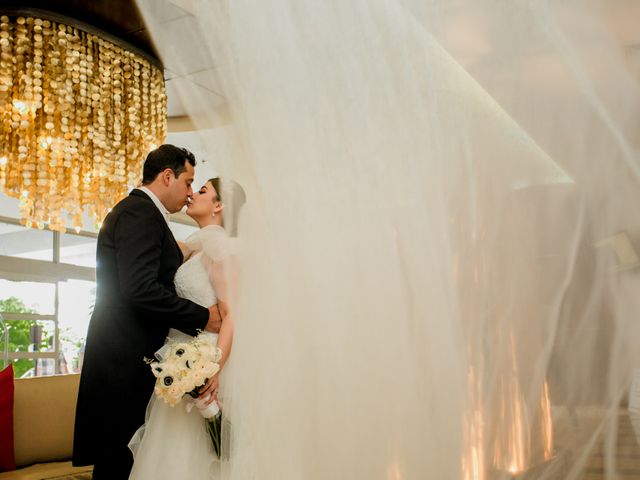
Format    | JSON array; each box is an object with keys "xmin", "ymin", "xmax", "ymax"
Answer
[{"xmin": 147, "ymin": 331, "xmax": 224, "ymax": 455}]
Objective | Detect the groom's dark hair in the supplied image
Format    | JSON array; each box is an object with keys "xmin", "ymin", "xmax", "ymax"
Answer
[{"xmin": 141, "ymin": 144, "xmax": 196, "ymax": 185}]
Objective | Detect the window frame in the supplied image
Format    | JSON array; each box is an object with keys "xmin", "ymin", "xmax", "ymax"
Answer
[{"xmin": 0, "ymin": 215, "xmax": 97, "ymax": 373}]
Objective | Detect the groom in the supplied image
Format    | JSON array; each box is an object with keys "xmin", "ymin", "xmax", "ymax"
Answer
[{"xmin": 72, "ymin": 145, "xmax": 223, "ymax": 479}]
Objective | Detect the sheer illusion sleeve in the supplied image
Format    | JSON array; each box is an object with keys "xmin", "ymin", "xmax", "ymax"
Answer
[
  {"xmin": 186, "ymin": 225, "xmax": 241, "ymax": 303},
  {"xmin": 187, "ymin": 225, "xmax": 240, "ymax": 369}
]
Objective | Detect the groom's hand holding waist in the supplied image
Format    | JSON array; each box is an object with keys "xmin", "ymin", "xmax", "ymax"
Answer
[{"xmin": 205, "ymin": 304, "xmax": 223, "ymax": 333}]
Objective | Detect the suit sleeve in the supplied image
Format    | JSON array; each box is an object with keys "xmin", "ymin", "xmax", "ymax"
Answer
[{"xmin": 113, "ymin": 202, "xmax": 209, "ymax": 334}]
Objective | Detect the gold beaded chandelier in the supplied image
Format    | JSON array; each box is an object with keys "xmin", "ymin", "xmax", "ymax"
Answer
[{"xmin": 0, "ymin": 14, "xmax": 166, "ymax": 232}]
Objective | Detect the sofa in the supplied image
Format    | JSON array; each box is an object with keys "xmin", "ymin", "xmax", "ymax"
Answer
[{"xmin": 0, "ymin": 374, "xmax": 93, "ymax": 480}]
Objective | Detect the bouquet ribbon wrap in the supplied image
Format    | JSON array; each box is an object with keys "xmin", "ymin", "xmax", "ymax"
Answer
[{"xmin": 187, "ymin": 395, "xmax": 220, "ymax": 419}]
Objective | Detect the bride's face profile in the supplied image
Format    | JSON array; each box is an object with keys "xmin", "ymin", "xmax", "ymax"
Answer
[{"xmin": 186, "ymin": 181, "xmax": 222, "ymax": 220}]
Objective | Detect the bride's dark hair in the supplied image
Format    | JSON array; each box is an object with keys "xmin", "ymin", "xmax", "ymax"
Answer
[{"xmin": 209, "ymin": 177, "xmax": 246, "ymax": 236}]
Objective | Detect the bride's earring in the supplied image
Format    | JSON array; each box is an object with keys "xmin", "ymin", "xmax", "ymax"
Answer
[{"xmin": 211, "ymin": 212, "xmax": 215, "ymax": 218}]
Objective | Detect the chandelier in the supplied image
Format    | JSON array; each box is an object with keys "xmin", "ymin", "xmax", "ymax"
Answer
[{"xmin": 0, "ymin": 14, "xmax": 166, "ymax": 232}]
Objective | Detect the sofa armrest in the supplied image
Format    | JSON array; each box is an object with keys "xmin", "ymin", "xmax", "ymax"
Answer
[
  {"xmin": 13, "ymin": 374, "xmax": 80, "ymax": 468},
  {"xmin": 0, "ymin": 461, "xmax": 92, "ymax": 479}
]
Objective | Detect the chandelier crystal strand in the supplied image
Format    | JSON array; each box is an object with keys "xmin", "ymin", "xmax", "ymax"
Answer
[{"xmin": 0, "ymin": 15, "xmax": 166, "ymax": 232}]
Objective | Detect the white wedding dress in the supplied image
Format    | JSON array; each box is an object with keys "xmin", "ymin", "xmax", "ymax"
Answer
[{"xmin": 129, "ymin": 226, "xmax": 232, "ymax": 480}]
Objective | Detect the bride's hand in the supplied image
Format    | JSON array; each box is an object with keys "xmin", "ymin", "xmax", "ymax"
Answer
[{"xmin": 199, "ymin": 374, "xmax": 219, "ymax": 405}]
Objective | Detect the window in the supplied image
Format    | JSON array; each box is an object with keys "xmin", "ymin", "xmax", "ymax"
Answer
[
  {"xmin": 0, "ymin": 279, "xmax": 56, "ymax": 314},
  {"xmin": 0, "ymin": 214, "xmax": 195, "ymax": 378},
  {"xmin": 58, "ymin": 279, "xmax": 95, "ymax": 372},
  {"xmin": 0, "ymin": 279, "xmax": 59, "ymax": 377},
  {"xmin": 0, "ymin": 221, "xmax": 53, "ymax": 261},
  {"xmin": 0, "ymin": 217, "xmax": 96, "ymax": 378},
  {"xmin": 59, "ymin": 231, "xmax": 97, "ymax": 268}
]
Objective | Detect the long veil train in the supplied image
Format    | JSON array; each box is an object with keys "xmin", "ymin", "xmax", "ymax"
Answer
[{"xmin": 137, "ymin": 1, "xmax": 640, "ymax": 478}]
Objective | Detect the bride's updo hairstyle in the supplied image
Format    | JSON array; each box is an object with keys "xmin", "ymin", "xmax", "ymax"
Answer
[{"xmin": 209, "ymin": 177, "xmax": 246, "ymax": 237}]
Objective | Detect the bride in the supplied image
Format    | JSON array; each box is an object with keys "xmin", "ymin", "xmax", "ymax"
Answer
[{"xmin": 128, "ymin": 177, "xmax": 244, "ymax": 480}]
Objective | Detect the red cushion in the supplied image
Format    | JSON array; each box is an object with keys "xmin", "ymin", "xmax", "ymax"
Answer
[{"xmin": 0, "ymin": 364, "xmax": 16, "ymax": 472}]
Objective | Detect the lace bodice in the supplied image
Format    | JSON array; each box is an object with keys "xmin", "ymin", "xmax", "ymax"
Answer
[{"xmin": 174, "ymin": 251, "xmax": 218, "ymax": 308}]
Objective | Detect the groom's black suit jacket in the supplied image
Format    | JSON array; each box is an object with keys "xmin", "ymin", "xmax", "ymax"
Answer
[{"xmin": 73, "ymin": 189, "xmax": 209, "ymax": 467}]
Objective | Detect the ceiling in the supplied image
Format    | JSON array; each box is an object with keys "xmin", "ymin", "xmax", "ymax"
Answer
[
  {"xmin": 3, "ymin": 0, "xmax": 640, "ymax": 132},
  {"xmin": 0, "ymin": 0, "xmax": 157, "ymax": 59}
]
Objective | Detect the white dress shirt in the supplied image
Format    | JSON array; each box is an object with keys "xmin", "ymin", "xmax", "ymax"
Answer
[{"xmin": 138, "ymin": 186, "xmax": 171, "ymax": 225}]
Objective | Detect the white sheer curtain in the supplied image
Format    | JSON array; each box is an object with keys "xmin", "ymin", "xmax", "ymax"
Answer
[{"xmin": 138, "ymin": 1, "xmax": 640, "ymax": 478}]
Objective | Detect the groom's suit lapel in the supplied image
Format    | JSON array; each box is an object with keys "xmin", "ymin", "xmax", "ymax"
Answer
[{"xmin": 130, "ymin": 189, "xmax": 183, "ymax": 262}]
